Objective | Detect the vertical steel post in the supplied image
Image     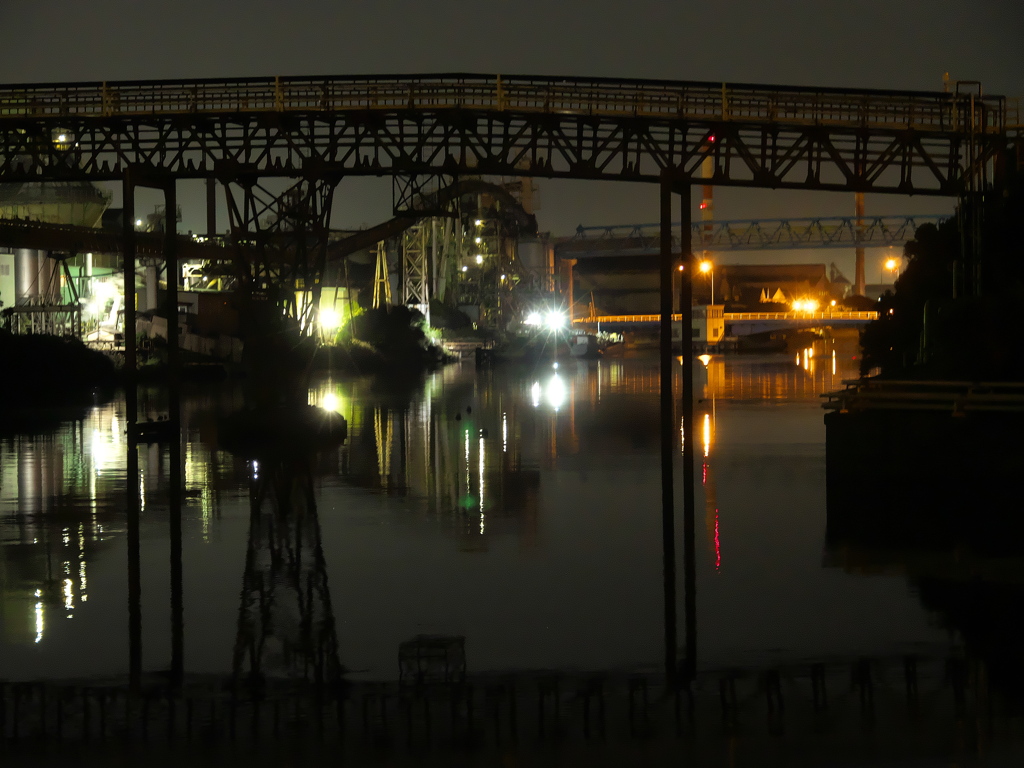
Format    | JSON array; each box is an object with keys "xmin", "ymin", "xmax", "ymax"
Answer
[
  {"xmin": 659, "ymin": 172, "xmax": 677, "ymax": 689},
  {"xmin": 122, "ymin": 171, "xmax": 142, "ymax": 694},
  {"xmin": 854, "ymin": 192, "xmax": 866, "ymax": 296},
  {"xmin": 206, "ymin": 178, "xmax": 217, "ymax": 238},
  {"xmin": 680, "ymin": 185, "xmax": 697, "ymax": 684},
  {"xmin": 122, "ymin": 173, "xmax": 137, "ymax": 411},
  {"xmin": 166, "ymin": 182, "xmax": 179, "ymax": 381},
  {"xmin": 166, "ymin": 180, "xmax": 184, "ymax": 691}
]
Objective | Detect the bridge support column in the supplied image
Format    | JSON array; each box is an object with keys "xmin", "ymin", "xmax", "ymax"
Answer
[
  {"xmin": 659, "ymin": 173, "xmax": 676, "ymax": 689},
  {"xmin": 854, "ymin": 192, "xmax": 866, "ymax": 296},
  {"xmin": 121, "ymin": 171, "xmax": 141, "ymax": 695},
  {"xmin": 122, "ymin": 168, "xmax": 183, "ymax": 695},
  {"xmin": 679, "ymin": 184, "xmax": 696, "ymax": 686},
  {"xmin": 660, "ymin": 173, "xmax": 697, "ymax": 690}
]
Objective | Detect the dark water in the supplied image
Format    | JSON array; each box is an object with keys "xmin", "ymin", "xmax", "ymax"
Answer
[{"xmin": 1, "ymin": 337, "xmax": 956, "ymax": 685}]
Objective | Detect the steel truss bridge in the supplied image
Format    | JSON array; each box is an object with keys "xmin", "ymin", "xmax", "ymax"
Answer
[
  {"xmin": 1, "ymin": 73, "xmax": 1014, "ymax": 689},
  {"xmin": 0, "ymin": 74, "xmax": 1013, "ymax": 193},
  {"xmin": 560, "ymin": 214, "xmax": 948, "ymax": 257}
]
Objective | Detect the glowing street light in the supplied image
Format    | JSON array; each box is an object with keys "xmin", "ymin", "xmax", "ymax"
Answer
[
  {"xmin": 699, "ymin": 259, "xmax": 714, "ymax": 304},
  {"xmin": 792, "ymin": 298, "xmax": 820, "ymax": 313}
]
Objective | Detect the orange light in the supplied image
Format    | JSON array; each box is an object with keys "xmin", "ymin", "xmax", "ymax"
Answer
[
  {"xmin": 698, "ymin": 260, "xmax": 712, "ymax": 274},
  {"xmin": 677, "ymin": 265, "xmax": 685, "ymax": 272}
]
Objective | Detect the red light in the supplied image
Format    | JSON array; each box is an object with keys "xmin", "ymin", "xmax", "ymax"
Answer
[
  {"xmin": 699, "ymin": 202, "xmax": 708, "ymax": 209},
  {"xmin": 714, "ymin": 509, "xmax": 721, "ymax": 571},
  {"xmin": 708, "ymin": 134, "xmax": 716, "ymax": 143}
]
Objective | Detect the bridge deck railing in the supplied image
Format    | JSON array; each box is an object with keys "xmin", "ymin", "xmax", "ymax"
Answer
[{"xmin": 0, "ymin": 75, "xmax": 1006, "ymax": 135}]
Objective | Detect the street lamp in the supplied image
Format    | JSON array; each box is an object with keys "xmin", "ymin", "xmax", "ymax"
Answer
[
  {"xmin": 883, "ymin": 256, "xmax": 899, "ymax": 284},
  {"xmin": 699, "ymin": 259, "xmax": 714, "ymax": 304}
]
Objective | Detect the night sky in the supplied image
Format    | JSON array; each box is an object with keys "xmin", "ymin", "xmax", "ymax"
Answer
[{"xmin": 4, "ymin": 1, "xmax": 1022, "ymax": 239}]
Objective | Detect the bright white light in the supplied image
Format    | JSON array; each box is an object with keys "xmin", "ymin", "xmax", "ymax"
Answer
[
  {"xmin": 322, "ymin": 393, "xmax": 340, "ymax": 412},
  {"xmin": 500, "ymin": 274, "xmax": 506, "ymax": 280},
  {"xmin": 135, "ymin": 219, "xmax": 143, "ymax": 227},
  {"xmin": 461, "ymin": 265, "xmax": 468, "ymax": 273},
  {"xmin": 792, "ymin": 299, "xmax": 819, "ymax": 312},
  {"xmin": 56, "ymin": 133, "xmax": 67, "ymax": 143},
  {"xmin": 530, "ymin": 381, "xmax": 542, "ymax": 407},
  {"xmin": 35, "ymin": 598, "xmax": 44, "ymax": 644},
  {"xmin": 320, "ymin": 308, "xmax": 341, "ymax": 330},
  {"xmin": 545, "ymin": 311, "xmax": 566, "ymax": 330},
  {"xmin": 475, "ymin": 219, "xmax": 483, "ymax": 226},
  {"xmin": 475, "ymin": 254, "xmax": 484, "ymax": 264},
  {"xmin": 545, "ymin": 374, "xmax": 567, "ymax": 410},
  {"xmin": 698, "ymin": 354, "xmax": 712, "ymax": 367},
  {"xmin": 475, "ymin": 237, "xmax": 483, "ymax": 244},
  {"xmin": 525, "ymin": 312, "xmax": 542, "ymax": 326}
]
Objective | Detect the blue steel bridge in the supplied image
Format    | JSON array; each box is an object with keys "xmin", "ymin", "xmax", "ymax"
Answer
[{"xmin": 558, "ymin": 214, "xmax": 949, "ymax": 257}]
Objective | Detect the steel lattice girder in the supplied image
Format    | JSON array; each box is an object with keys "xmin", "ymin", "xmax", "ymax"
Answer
[
  {"xmin": 0, "ymin": 110, "xmax": 1005, "ymax": 195},
  {"xmin": 402, "ymin": 222, "xmax": 429, "ymax": 306},
  {"xmin": 561, "ymin": 214, "xmax": 950, "ymax": 254}
]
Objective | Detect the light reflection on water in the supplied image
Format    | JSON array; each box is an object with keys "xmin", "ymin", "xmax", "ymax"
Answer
[{"xmin": 0, "ymin": 340, "xmax": 955, "ymax": 682}]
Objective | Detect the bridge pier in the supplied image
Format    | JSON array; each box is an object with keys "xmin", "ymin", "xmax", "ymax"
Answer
[{"xmin": 660, "ymin": 173, "xmax": 697, "ymax": 690}]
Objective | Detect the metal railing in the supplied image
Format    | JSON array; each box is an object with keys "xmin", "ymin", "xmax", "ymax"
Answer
[
  {"xmin": 575, "ymin": 311, "xmax": 878, "ymax": 324},
  {"xmin": 0, "ymin": 74, "xmax": 1007, "ymax": 135}
]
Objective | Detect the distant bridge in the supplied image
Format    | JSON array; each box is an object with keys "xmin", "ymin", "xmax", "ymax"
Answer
[
  {"xmin": 557, "ymin": 215, "xmax": 948, "ymax": 258},
  {"xmin": 575, "ymin": 310, "xmax": 878, "ymax": 335}
]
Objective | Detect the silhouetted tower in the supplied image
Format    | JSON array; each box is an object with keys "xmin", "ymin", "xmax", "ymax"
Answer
[{"xmin": 233, "ymin": 455, "xmax": 342, "ymax": 689}]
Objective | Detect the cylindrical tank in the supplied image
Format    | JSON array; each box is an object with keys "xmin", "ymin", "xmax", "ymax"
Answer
[
  {"xmin": 145, "ymin": 263, "xmax": 158, "ymax": 311},
  {"xmin": 517, "ymin": 238, "xmax": 555, "ymax": 291},
  {"xmin": 517, "ymin": 239, "xmax": 546, "ymax": 272},
  {"xmin": 37, "ymin": 251, "xmax": 57, "ymax": 302},
  {"xmin": 14, "ymin": 248, "xmax": 40, "ymax": 304}
]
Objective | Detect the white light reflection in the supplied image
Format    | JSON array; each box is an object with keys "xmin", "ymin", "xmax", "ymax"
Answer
[
  {"xmin": 63, "ymin": 578, "xmax": 74, "ymax": 611},
  {"xmin": 832, "ymin": 349, "xmax": 837, "ymax": 376},
  {"xmin": 478, "ymin": 436, "xmax": 486, "ymax": 532},
  {"xmin": 464, "ymin": 428, "xmax": 471, "ymax": 494},
  {"xmin": 34, "ymin": 590, "xmax": 44, "ymax": 643},
  {"xmin": 703, "ymin": 413, "xmax": 711, "ymax": 458},
  {"xmin": 530, "ymin": 381, "xmax": 542, "ymax": 408},
  {"xmin": 502, "ymin": 413, "xmax": 508, "ymax": 453},
  {"xmin": 545, "ymin": 374, "xmax": 567, "ymax": 410},
  {"xmin": 78, "ymin": 524, "xmax": 87, "ymax": 598}
]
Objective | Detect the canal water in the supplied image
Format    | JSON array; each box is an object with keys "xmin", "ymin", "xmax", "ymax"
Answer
[{"xmin": 0, "ymin": 337, "xmax": 953, "ymax": 685}]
